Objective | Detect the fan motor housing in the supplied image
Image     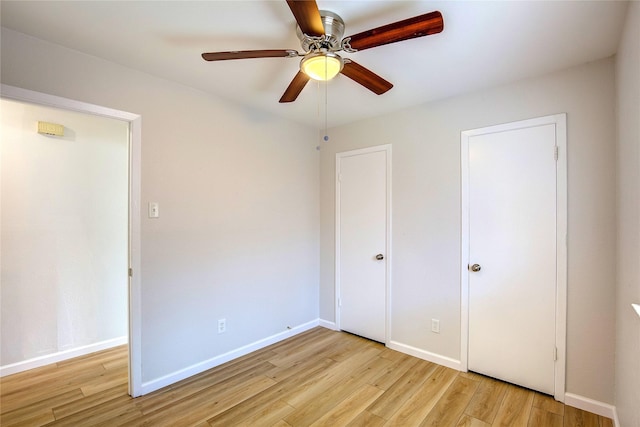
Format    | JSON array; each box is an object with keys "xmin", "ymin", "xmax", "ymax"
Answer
[{"xmin": 296, "ymin": 10, "xmax": 345, "ymax": 52}]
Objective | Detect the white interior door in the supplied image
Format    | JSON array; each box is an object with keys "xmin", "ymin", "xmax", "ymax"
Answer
[
  {"xmin": 463, "ymin": 117, "xmax": 565, "ymax": 396},
  {"xmin": 336, "ymin": 146, "xmax": 390, "ymax": 343}
]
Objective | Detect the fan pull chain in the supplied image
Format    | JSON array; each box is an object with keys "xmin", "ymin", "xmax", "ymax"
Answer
[
  {"xmin": 323, "ymin": 57, "xmax": 329, "ymax": 144},
  {"xmin": 316, "ymin": 80, "xmax": 321, "ymax": 150},
  {"xmin": 315, "ymin": 60, "xmax": 331, "ymax": 151},
  {"xmin": 324, "ymin": 75, "xmax": 329, "ymax": 143}
]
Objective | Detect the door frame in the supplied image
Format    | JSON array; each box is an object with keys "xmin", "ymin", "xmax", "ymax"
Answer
[
  {"xmin": 335, "ymin": 144, "xmax": 392, "ymax": 343},
  {"xmin": 460, "ymin": 114, "xmax": 567, "ymax": 401},
  {"xmin": 1, "ymin": 84, "xmax": 143, "ymax": 397}
]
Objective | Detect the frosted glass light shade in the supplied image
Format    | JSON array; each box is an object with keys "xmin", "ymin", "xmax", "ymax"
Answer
[{"xmin": 301, "ymin": 52, "xmax": 343, "ymax": 81}]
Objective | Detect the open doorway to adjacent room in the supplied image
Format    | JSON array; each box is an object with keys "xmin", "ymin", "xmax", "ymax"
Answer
[{"xmin": 0, "ymin": 85, "xmax": 141, "ymax": 396}]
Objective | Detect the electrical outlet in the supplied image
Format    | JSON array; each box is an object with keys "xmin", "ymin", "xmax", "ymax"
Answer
[
  {"xmin": 431, "ymin": 319, "xmax": 440, "ymax": 334},
  {"xmin": 217, "ymin": 318, "xmax": 226, "ymax": 334}
]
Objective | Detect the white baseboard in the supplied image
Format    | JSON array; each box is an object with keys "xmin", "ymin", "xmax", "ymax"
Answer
[
  {"xmin": 387, "ymin": 340, "xmax": 462, "ymax": 371},
  {"xmin": 564, "ymin": 392, "xmax": 618, "ymax": 423},
  {"xmin": 140, "ymin": 319, "xmax": 320, "ymax": 395},
  {"xmin": 319, "ymin": 319, "xmax": 338, "ymax": 330},
  {"xmin": 0, "ymin": 336, "xmax": 128, "ymax": 377}
]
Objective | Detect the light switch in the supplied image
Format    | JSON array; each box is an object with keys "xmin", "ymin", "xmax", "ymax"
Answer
[{"xmin": 148, "ymin": 202, "xmax": 159, "ymax": 218}]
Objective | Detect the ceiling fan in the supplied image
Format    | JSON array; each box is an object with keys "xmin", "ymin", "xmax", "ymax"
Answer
[{"xmin": 202, "ymin": 1, "xmax": 444, "ymax": 103}]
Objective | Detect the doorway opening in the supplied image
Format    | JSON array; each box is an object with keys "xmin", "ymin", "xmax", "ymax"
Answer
[{"xmin": 0, "ymin": 84, "xmax": 142, "ymax": 397}]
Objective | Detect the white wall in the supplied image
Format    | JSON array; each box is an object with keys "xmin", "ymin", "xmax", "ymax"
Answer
[
  {"xmin": 615, "ymin": 2, "xmax": 640, "ymax": 426},
  {"xmin": 1, "ymin": 99, "xmax": 129, "ymax": 366},
  {"xmin": 320, "ymin": 58, "xmax": 617, "ymax": 404},
  {"xmin": 0, "ymin": 28, "xmax": 320, "ymax": 385}
]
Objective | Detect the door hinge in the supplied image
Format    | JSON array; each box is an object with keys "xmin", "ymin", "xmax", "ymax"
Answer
[
  {"xmin": 338, "ymin": 173, "xmax": 343, "ymax": 182},
  {"xmin": 338, "ymin": 298, "xmax": 342, "ymax": 308},
  {"xmin": 129, "ymin": 268, "xmax": 133, "ymax": 277},
  {"xmin": 554, "ymin": 146, "xmax": 559, "ymax": 161},
  {"xmin": 553, "ymin": 347, "xmax": 558, "ymax": 361}
]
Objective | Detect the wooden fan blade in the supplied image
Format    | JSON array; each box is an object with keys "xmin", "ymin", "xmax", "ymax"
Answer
[
  {"xmin": 345, "ymin": 11, "xmax": 443, "ymax": 51},
  {"xmin": 286, "ymin": 0, "xmax": 325, "ymax": 37},
  {"xmin": 340, "ymin": 60, "xmax": 393, "ymax": 95},
  {"xmin": 202, "ymin": 50, "xmax": 297, "ymax": 61},
  {"xmin": 279, "ymin": 71, "xmax": 311, "ymax": 103}
]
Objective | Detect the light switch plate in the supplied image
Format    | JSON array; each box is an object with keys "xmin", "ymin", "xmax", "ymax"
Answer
[{"xmin": 148, "ymin": 202, "xmax": 159, "ymax": 218}]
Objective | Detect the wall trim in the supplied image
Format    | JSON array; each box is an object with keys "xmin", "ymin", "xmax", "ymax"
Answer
[
  {"xmin": 140, "ymin": 319, "xmax": 319, "ymax": 395},
  {"xmin": 319, "ymin": 319, "xmax": 338, "ymax": 330},
  {"xmin": 387, "ymin": 340, "xmax": 462, "ymax": 371},
  {"xmin": 564, "ymin": 393, "xmax": 618, "ymax": 423},
  {"xmin": 0, "ymin": 336, "xmax": 127, "ymax": 377}
]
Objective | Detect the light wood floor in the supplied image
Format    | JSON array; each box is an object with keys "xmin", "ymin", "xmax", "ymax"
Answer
[{"xmin": 1, "ymin": 327, "xmax": 612, "ymax": 426}]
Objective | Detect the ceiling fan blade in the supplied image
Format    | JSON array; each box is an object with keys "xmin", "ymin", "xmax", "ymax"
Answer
[
  {"xmin": 279, "ymin": 71, "xmax": 311, "ymax": 103},
  {"xmin": 286, "ymin": 0, "xmax": 325, "ymax": 37},
  {"xmin": 340, "ymin": 60, "xmax": 393, "ymax": 95},
  {"xmin": 202, "ymin": 50, "xmax": 298, "ymax": 61},
  {"xmin": 345, "ymin": 11, "xmax": 443, "ymax": 51}
]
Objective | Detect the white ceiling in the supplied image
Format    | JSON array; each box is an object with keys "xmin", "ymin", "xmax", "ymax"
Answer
[{"xmin": 0, "ymin": 1, "xmax": 629, "ymax": 128}]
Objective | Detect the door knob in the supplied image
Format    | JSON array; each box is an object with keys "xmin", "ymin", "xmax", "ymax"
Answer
[
  {"xmin": 470, "ymin": 263, "xmax": 481, "ymax": 272},
  {"xmin": 375, "ymin": 254, "xmax": 384, "ymax": 260}
]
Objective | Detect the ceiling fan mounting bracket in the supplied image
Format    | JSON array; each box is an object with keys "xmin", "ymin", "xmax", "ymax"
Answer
[{"xmin": 296, "ymin": 10, "xmax": 346, "ymax": 53}]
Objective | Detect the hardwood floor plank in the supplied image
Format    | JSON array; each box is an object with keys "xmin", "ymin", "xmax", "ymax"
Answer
[
  {"xmin": 208, "ymin": 356, "xmax": 338, "ymax": 426},
  {"xmin": 367, "ymin": 358, "xmax": 437, "ymax": 420},
  {"xmin": 101, "ymin": 355, "xmax": 129, "ymax": 371},
  {"xmin": 464, "ymin": 375, "xmax": 508, "ymax": 423},
  {"xmin": 368, "ymin": 353, "xmax": 420, "ymax": 390},
  {"xmin": 528, "ymin": 406, "xmax": 563, "ymax": 427},
  {"xmin": 457, "ymin": 414, "xmax": 492, "ymax": 427},
  {"xmin": 139, "ymin": 360, "xmax": 277, "ymax": 426},
  {"xmin": 212, "ymin": 399, "xmax": 295, "ymax": 427},
  {"xmin": 44, "ymin": 395, "xmax": 140, "ymax": 426},
  {"xmin": 141, "ymin": 375, "xmax": 276, "ymax": 426},
  {"xmin": 491, "ymin": 385, "xmax": 534, "ymax": 426},
  {"xmin": 460, "ymin": 371, "xmax": 486, "ymax": 381},
  {"xmin": 283, "ymin": 351, "xmax": 391, "ymax": 426},
  {"xmin": 54, "ymin": 345, "xmax": 127, "ymax": 368},
  {"xmin": 532, "ymin": 392, "xmax": 564, "ymax": 416},
  {"xmin": 564, "ymin": 405, "xmax": 600, "ymax": 427},
  {"xmin": 346, "ymin": 410, "xmax": 387, "ymax": 427},
  {"xmin": 384, "ymin": 365, "xmax": 458, "ymax": 426},
  {"xmin": 265, "ymin": 355, "xmax": 336, "ymax": 383},
  {"xmin": 309, "ymin": 384, "xmax": 384, "ymax": 427},
  {"xmin": 136, "ymin": 359, "xmax": 276, "ymax": 415},
  {"xmin": 267, "ymin": 330, "xmax": 339, "ymax": 367},
  {"xmin": 284, "ymin": 345, "xmax": 383, "ymax": 408},
  {"xmin": 1, "ymin": 406, "xmax": 56, "ymax": 427},
  {"xmin": 419, "ymin": 375, "xmax": 480, "ymax": 427},
  {"xmin": 80, "ymin": 365, "xmax": 128, "ymax": 396},
  {"xmin": 378, "ymin": 347, "xmax": 408, "ymax": 362},
  {"xmin": 0, "ymin": 368, "xmax": 107, "ymax": 413},
  {"xmin": 1, "ymin": 389, "xmax": 82, "ymax": 426},
  {"xmin": 324, "ymin": 333, "xmax": 382, "ymax": 363},
  {"xmin": 52, "ymin": 383, "xmax": 128, "ymax": 419}
]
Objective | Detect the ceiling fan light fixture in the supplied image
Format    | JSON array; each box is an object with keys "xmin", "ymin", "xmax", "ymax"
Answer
[{"xmin": 300, "ymin": 51, "xmax": 343, "ymax": 81}]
